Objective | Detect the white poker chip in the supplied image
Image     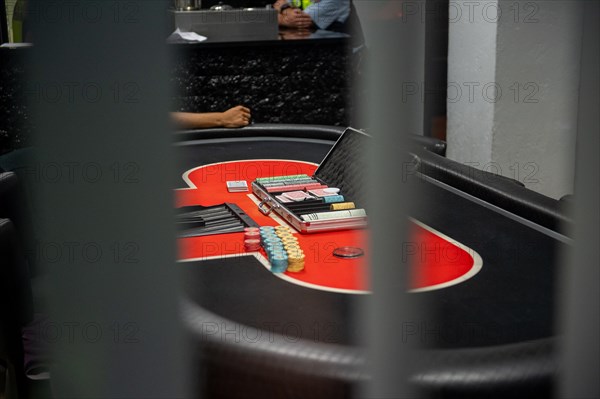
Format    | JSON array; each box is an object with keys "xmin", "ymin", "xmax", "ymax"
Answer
[{"xmin": 323, "ymin": 188, "xmax": 340, "ymax": 194}]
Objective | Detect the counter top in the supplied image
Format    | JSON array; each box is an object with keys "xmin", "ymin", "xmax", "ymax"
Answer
[{"xmin": 166, "ymin": 28, "xmax": 350, "ymax": 46}]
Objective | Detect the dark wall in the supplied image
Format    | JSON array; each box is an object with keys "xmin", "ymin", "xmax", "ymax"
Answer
[
  {"xmin": 424, "ymin": 0, "xmax": 449, "ymax": 139},
  {"xmin": 1, "ymin": 0, "xmax": 9, "ymax": 44},
  {"xmin": 0, "ymin": 38, "xmax": 356, "ymax": 155},
  {"xmin": 0, "ymin": 49, "xmax": 32, "ymax": 155},
  {"xmin": 169, "ymin": 40, "xmax": 356, "ymax": 126}
]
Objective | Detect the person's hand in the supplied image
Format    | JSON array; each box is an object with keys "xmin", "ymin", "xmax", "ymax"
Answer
[
  {"xmin": 219, "ymin": 105, "xmax": 251, "ymax": 128},
  {"xmin": 278, "ymin": 8, "xmax": 313, "ymax": 29}
]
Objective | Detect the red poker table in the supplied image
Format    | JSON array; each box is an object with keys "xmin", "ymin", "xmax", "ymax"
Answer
[{"xmin": 174, "ymin": 124, "xmax": 570, "ymax": 398}]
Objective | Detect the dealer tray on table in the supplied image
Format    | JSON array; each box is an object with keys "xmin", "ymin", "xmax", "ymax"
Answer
[{"xmin": 252, "ymin": 127, "xmax": 370, "ymax": 233}]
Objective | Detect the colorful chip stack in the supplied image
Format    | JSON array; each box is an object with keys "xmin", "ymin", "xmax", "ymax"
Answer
[
  {"xmin": 258, "ymin": 225, "xmax": 305, "ymax": 273},
  {"xmin": 275, "ymin": 226, "xmax": 305, "ymax": 273},
  {"xmin": 244, "ymin": 227, "xmax": 262, "ymax": 251},
  {"xmin": 259, "ymin": 226, "xmax": 282, "ymax": 271}
]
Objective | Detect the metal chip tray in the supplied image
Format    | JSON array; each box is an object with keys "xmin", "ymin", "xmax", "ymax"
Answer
[{"xmin": 252, "ymin": 127, "xmax": 370, "ymax": 233}]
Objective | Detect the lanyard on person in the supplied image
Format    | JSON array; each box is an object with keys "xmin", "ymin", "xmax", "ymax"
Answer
[{"xmin": 290, "ymin": 0, "xmax": 314, "ymax": 10}]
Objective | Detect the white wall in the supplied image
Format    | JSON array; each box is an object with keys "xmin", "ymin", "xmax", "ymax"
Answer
[
  {"xmin": 445, "ymin": 0, "xmax": 498, "ymax": 167},
  {"xmin": 447, "ymin": 0, "xmax": 583, "ymax": 199},
  {"xmin": 492, "ymin": 0, "xmax": 582, "ymax": 198}
]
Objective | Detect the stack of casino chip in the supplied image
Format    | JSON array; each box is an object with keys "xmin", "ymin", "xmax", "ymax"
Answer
[
  {"xmin": 262, "ymin": 229, "xmax": 287, "ymax": 273},
  {"xmin": 259, "ymin": 226, "xmax": 276, "ymax": 245},
  {"xmin": 244, "ymin": 227, "xmax": 261, "ymax": 251},
  {"xmin": 275, "ymin": 226, "xmax": 305, "ymax": 272},
  {"xmin": 286, "ymin": 248, "xmax": 305, "ymax": 272},
  {"xmin": 280, "ymin": 236, "xmax": 304, "ymax": 272},
  {"xmin": 258, "ymin": 225, "xmax": 306, "ymax": 273},
  {"xmin": 244, "ymin": 227, "xmax": 260, "ymax": 240},
  {"xmin": 269, "ymin": 252, "xmax": 288, "ymax": 273}
]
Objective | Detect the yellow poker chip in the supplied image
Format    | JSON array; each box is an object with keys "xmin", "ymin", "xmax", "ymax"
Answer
[
  {"xmin": 287, "ymin": 251, "xmax": 305, "ymax": 260},
  {"xmin": 287, "ymin": 265, "xmax": 304, "ymax": 273},
  {"xmin": 287, "ymin": 262, "xmax": 304, "ymax": 270},
  {"xmin": 287, "ymin": 255, "xmax": 305, "ymax": 269},
  {"xmin": 330, "ymin": 202, "xmax": 356, "ymax": 211}
]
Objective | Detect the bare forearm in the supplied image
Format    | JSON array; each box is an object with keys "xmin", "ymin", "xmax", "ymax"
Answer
[
  {"xmin": 171, "ymin": 112, "xmax": 226, "ymax": 129},
  {"xmin": 171, "ymin": 106, "xmax": 251, "ymax": 129}
]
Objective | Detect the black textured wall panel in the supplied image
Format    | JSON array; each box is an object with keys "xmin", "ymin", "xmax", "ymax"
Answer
[
  {"xmin": 169, "ymin": 40, "xmax": 355, "ymax": 126},
  {"xmin": 0, "ymin": 49, "xmax": 32, "ymax": 155},
  {"xmin": 0, "ymin": 39, "xmax": 357, "ymax": 155}
]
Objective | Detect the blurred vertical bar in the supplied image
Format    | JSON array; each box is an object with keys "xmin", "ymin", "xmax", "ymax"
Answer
[
  {"xmin": 359, "ymin": 1, "xmax": 425, "ymax": 397},
  {"xmin": 29, "ymin": 0, "xmax": 187, "ymax": 398},
  {"xmin": 559, "ymin": 0, "xmax": 599, "ymax": 397},
  {"xmin": 0, "ymin": 0, "xmax": 8, "ymax": 43}
]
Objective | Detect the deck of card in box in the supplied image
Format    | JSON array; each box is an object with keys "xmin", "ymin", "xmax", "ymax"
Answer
[{"xmin": 252, "ymin": 127, "xmax": 369, "ymax": 233}]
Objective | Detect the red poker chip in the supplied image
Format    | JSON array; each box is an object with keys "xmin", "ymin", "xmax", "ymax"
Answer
[
  {"xmin": 244, "ymin": 239, "xmax": 261, "ymax": 251},
  {"xmin": 244, "ymin": 231, "xmax": 260, "ymax": 240}
]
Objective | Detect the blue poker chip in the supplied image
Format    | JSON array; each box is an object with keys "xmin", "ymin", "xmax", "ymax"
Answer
[
  {"xmin": 270, "ymin": 257, "xmax": 288, "ymax": 273},
  {"xmin": 269, "ymin": 250, "xmax": 287, "ymax": 258},
  {"xmin": 323, "ymin": 195, "xmax": 345, "ymax": 203},
  {"xmin": 260, "ymin": 234, "xmax": 279, "ymax": 242},
  {"xmin": 263, "ymin": 237, "xmax": 282, "ymax": 246},
  {"xmin": 267, "ymin": 249, "xmax": 285, "ymax": 257},
  {"xmin": 268, "ymin": 249, "xmax": 286, "ymax": 258}
]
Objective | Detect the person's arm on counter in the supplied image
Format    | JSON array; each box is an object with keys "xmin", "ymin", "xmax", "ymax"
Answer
[{"xmin": 171, "ymin": 106, "xmax": 251, "ymax": 129}]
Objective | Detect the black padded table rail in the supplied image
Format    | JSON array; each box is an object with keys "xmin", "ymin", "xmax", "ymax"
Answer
[
  {"xmin": 173, "ymin": 123, "xmax": 346, "ymax": 143},
  {"xmin": 173, "ymin": 124, "xmax": 447, "ymax": 155},
  {"xmin": 182, "ymin": 173, "xmax": 565, "ymax": 348},
  {"xmin": 415, "ymin": 149, "xmax": 572, "ymax": 235}
]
